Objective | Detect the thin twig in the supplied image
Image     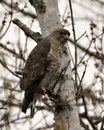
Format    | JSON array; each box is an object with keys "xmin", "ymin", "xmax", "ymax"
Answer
[
  {"xmin": 79, "ymin": 61, "xmax": 88, "ymax": 87},
  {"xmin": 76, "ymin": 31, "xmax": 86, "ymax": 41},
  {"xmin": 0, "ymin": 1, "xmax": 13, "ymax": 39},
  {"xmin": 0, "ymin": 43, "xmax": 25, "ymax": 61},
  {"xmin": 76, "ymin": 38, "xmax": 93, "ymax": 68},
  {"xmin": 68, "ymin": 0, "xmax": 78, "ymax": 90},
  {"xmin": 0, "ymin": 0, "xmax": 37, "ymax": 18},
  {"xmin": 69, "ymin": 38, "xmax": 104, "ymax": 61},
  {"xmin": 0, "ymin": 59, "xmax": 20, "ymax": 78}
]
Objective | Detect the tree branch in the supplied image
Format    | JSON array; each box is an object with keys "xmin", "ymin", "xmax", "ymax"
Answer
[
  {"xmin": 68, "ymin": 0, "xmax": 78, "ymax": 90},
  {"xmin": 0, "ymin": 59, "xmax": 20, "ymax": 78},
  {"xmin": 12, "ymin": 18, "xmax": 42, "ymax": 43},
  {"xmin": 69, "ymin": 38, "xmax": 104, "ymax": 61},
  {"xmin": 13, "ymin": 19, "xmax": 104, "ymax": 62},
  {"xmin": 0, "ymin": 43, "xmax": 25, "ymax": 61},
  {"xmin": 0, "ymin": 0, "xmax": 37, "ymax": 18}
]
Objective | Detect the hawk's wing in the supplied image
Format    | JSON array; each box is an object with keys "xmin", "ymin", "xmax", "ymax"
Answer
[{"xmin": 20, "ymin": 38, "xmax": 51, "ymax": 90}]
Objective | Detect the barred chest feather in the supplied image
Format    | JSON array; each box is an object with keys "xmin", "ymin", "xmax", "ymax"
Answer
[
  {"xmin": 40, "ymin": 37, "xmax": 65, "ymax": 87},
  {"xmin": 46, "ymin": 41, "xmax": 64, "ymax": 75}
]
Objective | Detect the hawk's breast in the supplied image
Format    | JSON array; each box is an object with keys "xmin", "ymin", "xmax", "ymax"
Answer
[
  {"xmin": 46, "ymin": 40, "xmax": 64, "ymax": 78},
  {"xmin": 39, "ymin": 37, "xmax": 65, "ymax": 88}
]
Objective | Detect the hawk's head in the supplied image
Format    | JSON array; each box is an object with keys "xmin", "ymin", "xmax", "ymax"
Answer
[{"xmin": 52, "ymin": 28, "xmax": 70, "ymax": 44}]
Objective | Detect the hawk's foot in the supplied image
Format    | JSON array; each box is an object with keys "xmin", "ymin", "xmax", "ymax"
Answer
[{"xmin": 41, "ymin": 86, "xmax": 52, "ymax": 94}]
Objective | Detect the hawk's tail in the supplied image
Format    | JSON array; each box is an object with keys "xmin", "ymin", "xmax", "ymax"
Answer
[{"xmin": 22, "ymin": 88, "xmax": 34, "ymax": 113}]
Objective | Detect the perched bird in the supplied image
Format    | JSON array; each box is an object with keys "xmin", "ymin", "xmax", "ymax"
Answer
[{"xmin": 20, "ymin": 28, "xmax": 70, "ymax": 114}]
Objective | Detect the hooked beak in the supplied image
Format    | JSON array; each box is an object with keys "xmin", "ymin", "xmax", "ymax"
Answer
[{"xmin": 65, "ymin": 34, "xmax": 70, "ymax": 40}]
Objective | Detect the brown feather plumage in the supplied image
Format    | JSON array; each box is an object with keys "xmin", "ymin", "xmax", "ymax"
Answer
[{"xmin": 20, "ymin": 28, "xmax": 70, "ymax": 114}]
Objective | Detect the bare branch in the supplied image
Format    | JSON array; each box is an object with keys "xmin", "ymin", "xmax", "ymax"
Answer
[
  {"xmin": 0, "ymin": 59, "xmax": 20, "ymax": 78},
  {"xmin": 0, "ymin": 43, "xmax": 25, "ymax": 61},
  {"xmin": 69, "ymin": 0, "xmax": 78, "ymax": 90},
  {"xmin": 12, "ymin": 18, "xmax": 42, "ymax": 43},
  {"xmin": 0, "ymin": 0, "xmax": 37, "ymax": 18},
  {"xmin": 69, "ymin": 38, "xmax": 104, "ymax": 61}
]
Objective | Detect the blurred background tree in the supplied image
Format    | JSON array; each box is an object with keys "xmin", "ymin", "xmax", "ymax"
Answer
[{"xmin": 0, "ymin": 0, "xmax": 104, "ymax": 130}]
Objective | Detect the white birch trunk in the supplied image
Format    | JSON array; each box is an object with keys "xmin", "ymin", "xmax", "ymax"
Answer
[
  {"xmin": 36, "ymin": 0, "xmax": 61, "ymax": 37},
  {"xmin": 33, "ymin": 0, "xmax": 81, "ymax": 129}
]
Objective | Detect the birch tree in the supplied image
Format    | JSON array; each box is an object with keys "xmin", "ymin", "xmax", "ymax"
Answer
[
  {"xmin": 13, "ymin": 0, "xmax": 81, "ymax": 129},
  {"xmin": 1, "ymin": 0, "xmax": 104, "ymax": 130}
]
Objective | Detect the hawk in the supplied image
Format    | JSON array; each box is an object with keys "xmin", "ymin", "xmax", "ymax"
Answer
[{"xmin": 20, "ymin": 28, "xmax": 70, "ymax": 114}]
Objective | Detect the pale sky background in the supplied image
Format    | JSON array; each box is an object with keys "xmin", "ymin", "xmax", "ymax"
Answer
[{"xmin": 0, "ymin": 0, "xmax": 104, "ymax": 130}]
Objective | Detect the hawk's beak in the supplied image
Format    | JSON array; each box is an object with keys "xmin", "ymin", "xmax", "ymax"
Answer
[{"xmin": 65, "ymin": 34, "xmax": 70, "ymax": 40}]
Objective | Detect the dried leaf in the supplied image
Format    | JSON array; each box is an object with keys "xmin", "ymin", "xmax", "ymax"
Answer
[
  {"xmin": 1, "ymin": 113, "xmax": 10, "ymax": 130},
  {"xmin": 86, "ymin": 88, "xmax": 96, "ymax": 106}
]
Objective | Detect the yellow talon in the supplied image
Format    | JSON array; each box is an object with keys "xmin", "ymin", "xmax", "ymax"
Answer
[
  {"xmin": 41, "ymin": 86, "xmax": 47, "ymax": 93},
  {"xmin": 41, "ymin": 86, "xmax": 52, "ymax": 94}
]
